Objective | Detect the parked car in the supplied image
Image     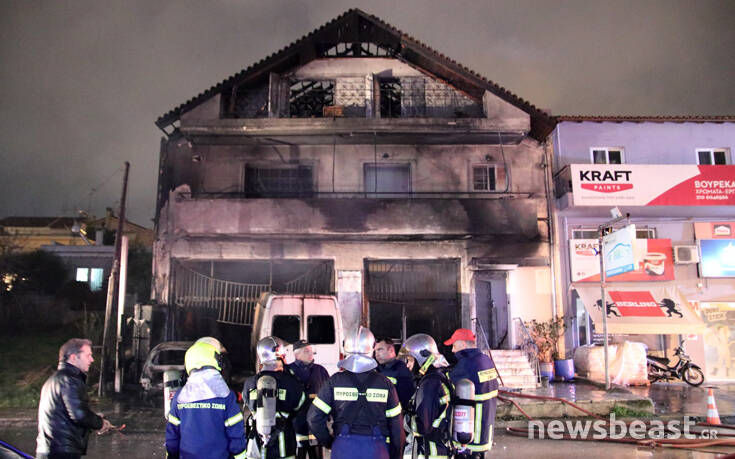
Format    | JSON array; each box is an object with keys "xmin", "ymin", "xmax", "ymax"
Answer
[
  {"xmin": 139, "ymin": 341, "xmax": 192, "ymax": 392},
  {"xmin": 251, "ymin": 293, "xmax": 344, "ymax": 374}
]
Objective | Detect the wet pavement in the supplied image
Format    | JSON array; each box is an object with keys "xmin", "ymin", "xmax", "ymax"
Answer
[{"xmin": 1, "ymin": 382, "xmax": 734, "ymax": 458}]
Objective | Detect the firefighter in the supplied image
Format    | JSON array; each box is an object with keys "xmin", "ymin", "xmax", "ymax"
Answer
[
  {"xmin": 399, "ymin": 334, "xmax": 452, "ymax": 459},
  {"xmin": 287, "ymin": 340, "xmax": 329, "ymax": 459},
  {"xmin": 243, "ymin": 336, "xmax": 306, "ymax": 459},
  {"xmin": 444, "ymin": 329, "xmax": 498, "ymax": 458},
  {"xmin": 307, "ymin": 326, "xmax": 405, "ymax": 459},
  {"xmin": 165, "ymin": 339, "xmax": 247, "ymax": 459},
  {"xmin": 374, "ymin": 336, "xmax": 415, "ymax": 410}
]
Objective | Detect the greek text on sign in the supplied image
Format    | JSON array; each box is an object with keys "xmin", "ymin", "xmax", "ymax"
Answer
[{"xmin": 571, "ymin": 164, "xmax": 735, "ymax": 206}]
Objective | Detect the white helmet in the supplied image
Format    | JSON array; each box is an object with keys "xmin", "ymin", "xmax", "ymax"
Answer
[
  {"xmin": 338, "ymin": 326, "xmax": 377, "ymax": 373},
  {"xmin": 256, "ymin": 336, "xmax": 286, "ymax": 368},
  {"xmin": 400, "ymin": 333, "xmax": 446, "ymax": 374}
]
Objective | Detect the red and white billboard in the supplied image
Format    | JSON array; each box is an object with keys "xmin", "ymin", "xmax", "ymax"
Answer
[
  {"xmin": 571, "ymin": 164, "xmax": 735, "ymax": 206},
  {"xmin": 570, "ymin": 238, "xmax": 674, "ymax": 282},
  {"xmin": 694, "ymin": 221, "xmax": 735, "ymax": 239}
]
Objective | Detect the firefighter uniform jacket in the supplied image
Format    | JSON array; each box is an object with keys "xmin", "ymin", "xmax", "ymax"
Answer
[
  {"xmin": 243, "ymin": 369, "xmax": 306, "ymax": 458},
  {"xmin": 307, "ymin": 370, "xmax": 405, "ymax": 459},
  {"xmin": 406, "ymin": 366, "xmax": 452, "ymax": 459},
  {"xmin": 165, "ymin": 369, "xmax": 246, "ymax": 459},
  {"xmin": 376, "ymin": 359, "xmax": 416, "ymax": 410},
  {"xmin": 287, "ymin": 360, "xmax": 330, "ymax": 446},
  {"xmin": 448, "ymin": 348, "xmax": 498, "ymax": 454}
]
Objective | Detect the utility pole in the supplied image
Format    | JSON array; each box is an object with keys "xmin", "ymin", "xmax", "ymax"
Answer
[{"xmin": 99, "ymin": 161, "xmax": 130, "ymax": 397}]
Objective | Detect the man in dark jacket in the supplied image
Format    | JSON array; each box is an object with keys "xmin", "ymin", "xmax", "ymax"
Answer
[
  {"xmin": 287, "ymin": 340, "xmax": 329, "ymax": 459},
  {"xmin": 36, "ymin": 338, "xmax": 112, "ymax": 459},
  {"xmin": 444, "ymin": 328, "xmax": 498, "ymax": 458},
  {"xmin": 374, "ymin": 337, "xmax": 415, "ymax": 410}
]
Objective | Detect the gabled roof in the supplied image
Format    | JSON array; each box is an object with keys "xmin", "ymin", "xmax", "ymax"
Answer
[
  {"xmin": 557, "ymin": 115, "xmax": 735, "ymax": 123},
  {"xmin": 156, "ymin": 8, "xmax": 555, "ymax": 141}
]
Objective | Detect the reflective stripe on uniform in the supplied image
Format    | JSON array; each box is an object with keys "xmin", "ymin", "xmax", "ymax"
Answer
[
  {"xmin": 474, "ymin": 403, "xmax": 483, "ymax": 442},
  {"xmin": 278, "ymin": 388, "xmax": 287, "ymax": 401},
  {"xmin": 295, "ymin": 391, "xmax": 306, "ymax": 410},
  {"xmin": 168, "ymin": 414, "xmax": 181, "ymax": 426},
  {"xmin": 224, "ymin": 412, "xmax": 244, "ymax": 426},
  {"xmin": 279, "ymin": 431, "xmax": 286, "ymax": 457},
  {"xmin": 233, "ymin": 450, "xmax": 247, "ymax": 459},
  {"xmin": 296, "ymin": 434, "xmax": 317, "ymax": 442},
  {"xmin": 386, "ymin": 376, "xmax": 397, "ymax": 384},
  {"xmin": 386, "ymin": 404, "xmax": 402, "ymax": 418},
  {"xmin": 475, "ymin": 390, "xmax": 498, "ymax": 401},
  {"xmin": 432, "ymin": 383, "xmax": 451, "ymax": 428},
  {"xmin": 249, "ymin": 389, "xmax": 257, "ymax": 400},
  {"xmin": 478, "ymin": 368, "xmax": 498, "ymax": 383},
  {"xmin": 312, "ymin": 396, "xmax": 331, "ymax": 414}
]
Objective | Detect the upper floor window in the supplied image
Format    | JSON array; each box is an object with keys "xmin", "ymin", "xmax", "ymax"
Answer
[
  {"xmin": 289, "ymin": 80, "xmax": 334, "ymax": 118},
  {"xmin": 697, "ymin": 148, "xmax": 730, "ymax": 165},
  {"xmin": 244, "ymin": 165, "xmax": 314, "ymax": 198},
  {"xmin": 591, "ymin": 148, "xmax": 624, "ymax": 164},
  {"xmin": 472, "ymin": 165, "xmax": 496, "ymax": 191},
  {"xmin": 364, "ymin": 163, "xmax": 411, "ymax": 196}
]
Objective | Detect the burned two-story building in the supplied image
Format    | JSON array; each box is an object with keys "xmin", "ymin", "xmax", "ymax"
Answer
[{"xmin": 152, "ymin": 9, "xmax": 556, "ymax": 368}]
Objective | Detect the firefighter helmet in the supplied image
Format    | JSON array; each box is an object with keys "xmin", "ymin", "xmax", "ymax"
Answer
[
  {"xmin": 185, "ymin": 341, "xmax": 222, "ymax": 374},
  {"xmin": 400, "ymin": 333, "xmax": 444, "ymax": 374},
  {"xmin": 195, "ymin": 336, "xmax": 227, "ymax": 354},
  {"xmin": 338, "ymin": 326, "xmax": 377, "ymax": 373},
  {"xmin": 256, "ymin": 336, "xmax": 286, "ymax": 365}
]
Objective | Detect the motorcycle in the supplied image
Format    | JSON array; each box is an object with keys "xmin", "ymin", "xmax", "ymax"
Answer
[{"xmin": 647, "ymin": 342, "xmax": 704, "ymax": 387}]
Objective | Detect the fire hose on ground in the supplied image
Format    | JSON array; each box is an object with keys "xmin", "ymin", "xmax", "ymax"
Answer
[{"xmin": 497, "ymin": 389, "xmax": 735, "ymax": 451}]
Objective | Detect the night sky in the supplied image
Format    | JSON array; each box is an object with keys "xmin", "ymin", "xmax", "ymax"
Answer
[{"xmin": 1, "ymin": 0, "xmax": 734, "ymax": 226}]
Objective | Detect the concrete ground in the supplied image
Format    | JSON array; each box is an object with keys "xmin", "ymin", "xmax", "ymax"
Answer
[{"xmin": 1, "ymin": 381, "xmax": 734, "ymax": 458}]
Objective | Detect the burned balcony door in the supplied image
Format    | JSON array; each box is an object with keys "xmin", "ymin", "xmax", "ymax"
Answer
[
  {"xmin": 474, "ymin": 272, "xmax": 509, "ymax": 349},
  {"xmin": 365, "ymin": 260, "xmax": 460, "ymax": 354}
]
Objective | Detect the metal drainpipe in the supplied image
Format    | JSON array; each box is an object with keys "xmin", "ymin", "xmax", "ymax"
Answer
[{"xmin": 543, "ymin": 140, "xmax": 559, "ymax": 320}]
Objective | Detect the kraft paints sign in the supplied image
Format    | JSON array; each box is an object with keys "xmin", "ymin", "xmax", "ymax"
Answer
[
  {"xmin": 571, "ymin": 164, "xmax": 735, "ymax": 206},
  {"xmin": 570, "ymin": 238, "xmax": 675, "ymax": 282}
]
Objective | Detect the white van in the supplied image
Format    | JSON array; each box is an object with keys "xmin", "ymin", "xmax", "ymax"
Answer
[{"xmin": 251, "ymin": 293, "xmax": 344, "ymax": 375}]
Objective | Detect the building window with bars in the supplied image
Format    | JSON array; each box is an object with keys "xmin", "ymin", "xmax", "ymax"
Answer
[
  {"xmin": 472, "ymin": 165, "xmax": 497, "ymax": 191},
  {"xmin": 244, "ymin": 165, "xmax": 314, "ymax": 197},
  {"xmin": 591, "ymin": 147, "xmax": 624, "ymax": 164},
  {"xmin": 289, "ymin": 80, "xmax": 334, "ymax": 118},
  {"xmin": 697, "ymin": 148, "xmax": 730, "ymax": 165},
  {"xmin": 379, "ymin": 78, "xmax": 401, "ymax": 118}
]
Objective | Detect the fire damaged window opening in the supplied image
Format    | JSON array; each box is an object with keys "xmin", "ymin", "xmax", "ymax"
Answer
[
  {"xmin": 379, "ymin": 78, "xmax": 401, "ymax": 118},
  {"xmin": 364, "ymin": 163, "xmax": 411, "ymax": 196},
  {"xmin": 289, "ymin": 80, "xmax": 334, "ymax": 118},
  {"xmin": 472, "ymin": 164, "xmax": 497, "ymax": 191},
  {"xmin": 244, "ymin": 165, "xmax": 314, "ymax": 198},
  {"xmin": 365, "ymin": 259, "xmax": 460, "ymax": 351},
  {"xmin": 321, "ymin": 42, "xmax": 395, "ymax": 57}
]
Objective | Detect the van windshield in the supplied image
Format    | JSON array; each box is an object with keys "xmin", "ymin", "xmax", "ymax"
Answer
[
  {"xmin": 272, "ymin": 315, "xmax": 301, "ymax": 343},
  {"xmin": 307, "ymin": 315, "xmax": 335, "ymax": 344}
]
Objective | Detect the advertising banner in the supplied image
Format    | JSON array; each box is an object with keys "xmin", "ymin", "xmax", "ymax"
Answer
[
  {"xmin": 694, "ymin": 221, "xmax": 735, "ymax": 239},
  {"xmin": 700, "ymin": 302, "xmax": 735, "ymax": 380},
  {"xmin": 699, "ymin": 239, "xmax": 735, "ymax": 278},
  {"xmin": 570, "ymin": 238, "xmax": 674, "ymax": 282},
  {"xmin": 602, "ymin": 224, "xmax": 636, "ymax": 278},
  {"xmin": 574, "ymin": 283, "xmax": 705, "ymax": 334},
  {"xmin": 570, "ymin": 164, "xmax": 735, "ymax": 206}
]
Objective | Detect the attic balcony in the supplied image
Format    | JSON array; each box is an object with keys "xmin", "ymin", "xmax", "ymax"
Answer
[{"xmin": 164, "ymin": 193, "xmax": 542, "ymax": 242}]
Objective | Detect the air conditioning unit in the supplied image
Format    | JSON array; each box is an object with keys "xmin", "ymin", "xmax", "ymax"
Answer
[{"xmin": 674, "ymin": 245, "xmax": 699, "ymax": 264}]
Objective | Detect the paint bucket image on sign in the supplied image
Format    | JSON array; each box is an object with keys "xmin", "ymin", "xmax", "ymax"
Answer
[{"xmin": 643, "ymin": 253, "xmax": 666, "ymax": 276}]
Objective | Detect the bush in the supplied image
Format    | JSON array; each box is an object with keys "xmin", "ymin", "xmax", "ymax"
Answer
[
  {"xmin": 0, "ymin": 250, "xmax": 69, "ymax": 296},
  {"xmin": 0, "ymin": 293, "xmax": 71, "ymax": 333}
]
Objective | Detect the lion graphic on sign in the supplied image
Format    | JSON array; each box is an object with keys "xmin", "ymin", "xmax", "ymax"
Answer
[
  {"xmin": 595, "ymin": 299, "xmax": 621, "ymax": 317},
  {"xmin": 658, "ymin": 298, "xmax": 683, "ymax": 318}
]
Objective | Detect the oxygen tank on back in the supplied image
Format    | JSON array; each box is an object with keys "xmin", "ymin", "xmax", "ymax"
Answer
[
  {"xmin": 451, "ymin": 378, "xmax": 475, "ymax": 445},
  {"xmin": 256, "ymin": 375, "xmax": 278, "ymax": 441}
]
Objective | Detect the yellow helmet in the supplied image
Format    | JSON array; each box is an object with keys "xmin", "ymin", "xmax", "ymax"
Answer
[{"xmin": 185, "ymin": 341, "xmax": 222, "ymax": 374}]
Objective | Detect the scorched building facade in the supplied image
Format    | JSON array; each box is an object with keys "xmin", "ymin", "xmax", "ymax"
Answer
[{"xmin": 152, "ymin": 10, "xmax": 556, "ymax": 367}]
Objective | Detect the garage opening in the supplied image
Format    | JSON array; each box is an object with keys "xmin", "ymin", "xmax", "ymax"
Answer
[
  {"xmin": 169, "ymin": 259, "xmax": 333, "ymax": 375},
  {"xmin": 365, "ymin": 259, "xmax": 460, "ymax": 355}
]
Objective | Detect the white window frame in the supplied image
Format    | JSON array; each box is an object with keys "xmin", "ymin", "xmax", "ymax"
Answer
[
  {"xmin": 590, "ymin": 147, "xmax": 625, "ymax": 164},
  {"xmin": 471, "ymin": 164, "xmax": 497, "ymax": 191},
  {"xmin": 696, "ymin": 148, "xmax": 731, "ymax": 165}
]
